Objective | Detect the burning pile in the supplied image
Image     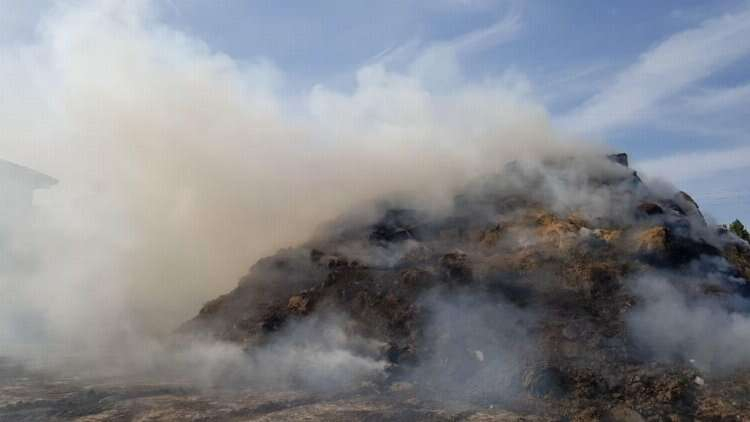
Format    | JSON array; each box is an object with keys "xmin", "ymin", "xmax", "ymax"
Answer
[{"xmin": 181, "ymin": 153, "xmax": 750, "ymax": 419}]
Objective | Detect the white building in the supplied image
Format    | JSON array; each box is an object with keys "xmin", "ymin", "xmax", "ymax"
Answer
[{"xmin": 0, "ymin": 159, "xmax": 57, "ymax": 227}]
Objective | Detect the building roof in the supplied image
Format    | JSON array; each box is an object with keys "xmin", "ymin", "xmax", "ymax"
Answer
[{"xmin": 0, "ymin": 159, "xmax": 57, "ymax": 189}]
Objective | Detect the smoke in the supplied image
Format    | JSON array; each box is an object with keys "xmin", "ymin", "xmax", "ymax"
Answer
[
  {"xmin": 0, "ymin": 0, "xmax": 585, "ymax": 377},
  {"xmin": 144, "ymin": 313, "xmax": 386, "ymax": 391},
  {"xmin": 627, "ymin": 260, "xmax": 750, "ymax": 375},
  {"xmin": 406, "ymin": 289, "xmax": 538, "ymax": 402},
  {"xmin": 12, "ymin": 1, "xmax": 746, "ymax": 398}
]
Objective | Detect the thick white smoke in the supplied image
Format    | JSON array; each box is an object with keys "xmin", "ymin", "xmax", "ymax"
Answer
[
  {"xmin": 6, "ymin": 3, "xmax": 750, "ymax": 400},
  {"xmin": 0, "ymin": 1, "xmax": 587, "ymax": 372},
  {"xmin": 627, "ymin": 263, "xmax": 750, "ymax": 375}
]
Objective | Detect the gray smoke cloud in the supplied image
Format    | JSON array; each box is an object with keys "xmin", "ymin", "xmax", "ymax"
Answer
[
  {"xmin": 406, "ymin": 290, "xmax": 539, "ymax": 403},
  {"xmin": 5, "ymin": 1, "xmax": 748, "ymax": 399},
  {"xmin": 626, "ymin": 260, "xmax": 750, "ymax": 375},
  {"xmin": 144, "ymin": 313, "xmax": 386, "ymax": 391},
  {"xmin": 0, "ymin": 0, "xmax": 589, "ymax": 380}
]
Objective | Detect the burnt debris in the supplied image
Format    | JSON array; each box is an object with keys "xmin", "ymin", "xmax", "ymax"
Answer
[{"xmin": 180, "ymin": 153, "xmax": 750, "ymax": 420}]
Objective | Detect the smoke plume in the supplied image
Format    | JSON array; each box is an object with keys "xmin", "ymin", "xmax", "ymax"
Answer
[
  {"xmin": 627, "ymin": 261, "xmax": 750, "ymax": 375},
  {"xmin": 0, "ymin": 1, "xmax": 585, "ymax": 373},
  {"xmin": 9, "ymin": 2, "xmax": 750, "ymax": 400}
]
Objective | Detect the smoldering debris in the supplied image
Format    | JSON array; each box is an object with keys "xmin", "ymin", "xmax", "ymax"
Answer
[
  {"xmin": 626, "ymin": 266, "xmax": 750, "ymax": 374},
  {"xmin": 405, "ymin": 291, "xmax": 539, "ymax": 403},
  {"xmin": 181, "ymin": 152, "xmax": 750, "ymax": 419},
  {"xmin": 5, "ymin": 151, "xmax": 750, "ymax": 419},
  {"xmin": 168, "ymin": 313, "xmax": 387, "ymax": 391}
]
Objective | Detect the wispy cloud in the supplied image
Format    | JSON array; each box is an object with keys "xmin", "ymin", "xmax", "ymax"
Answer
[
  {"xmin": 637, "ymin": 145, "xmax": 750, "ymax": 182},
  {"xmin": 366, "ymin": 6, "xmax": 522, "ymax": 70},
  {"xmin": 536, "ymin": 61, "xmax": 617, "ymax": 111},
  {"xmin": 679, "ymin": 83, "xmax": 750, "ymax": 114},
  {"xmin": 426, "ymin": 0, "xmax": 505, "ymax": 13},
  {"xmin": 366, "ymin": 38, "xmax": 423, "ymax": 67},
  {"xmin": 642, "ymin": 82, "xmax": 750, "ymax": 141},
  {"xmin": 559, "ymin": 5, "xmax": 750, "ymax": 135},
  {"xmin": 361, "ymin": 7, "xmax": 522, "ymax": 90},
  {"xmin": 447, "ymin": 10, "xmax": 521, "ymax": 54}
]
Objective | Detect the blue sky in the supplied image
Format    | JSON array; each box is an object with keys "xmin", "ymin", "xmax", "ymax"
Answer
[
  {"xmin": 163, "ymin": 0, "xmax": 750, "ymax": 224},
  {"xmin": 2, "ymin": 0, "xmax": 750, "ymax": 224}
]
